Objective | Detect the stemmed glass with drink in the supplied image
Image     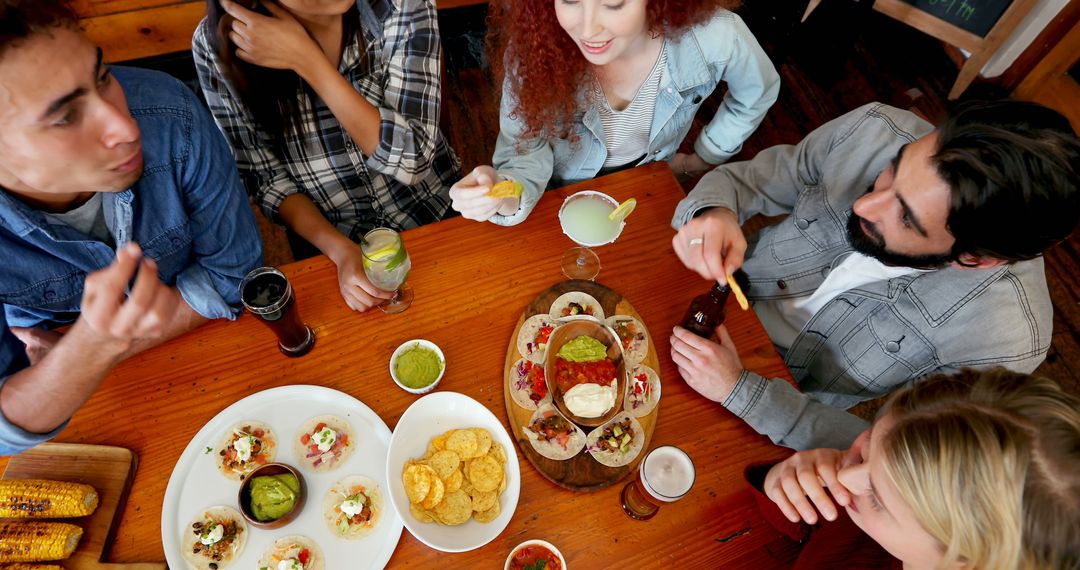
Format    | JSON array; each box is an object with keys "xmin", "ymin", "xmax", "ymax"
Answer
[
  {"xmin": 361, "ymin": 227, "xmax": 413, "ymax": 314},
  {"xmin": 621, "ymin": 445, "xmax": 696, "ymax": 521},
  {"xmin": 557, "ymin": 191, "xmax": 635, "ymax": 280},
  {"xmin": 240, "ymin": 267, "xmax": 316, "ymax": 357}
]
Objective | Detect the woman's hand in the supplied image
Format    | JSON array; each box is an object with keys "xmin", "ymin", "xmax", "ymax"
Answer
[
  {"xmin": 764, "ymin": 448, "xmax": 853, "ymax": 524},
  {"xmin": 222, "ymin": 0, "xmax": 326, "ymax": 75},
  {"xmin": 670, "ymin": 152, "xmax": 713, "ymax": 181},
  {"xmin": 328, "ymin": 246, "xmax": 394, "ymax": 312},
  {"xmin": 449, "ymin": 166, "xmax": 519, "ymax": 222}
]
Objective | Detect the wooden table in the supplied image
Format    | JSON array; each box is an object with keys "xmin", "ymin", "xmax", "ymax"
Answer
[{"xmin": 5, "ymin": 162, "xmax": 800, "ymax": 567}]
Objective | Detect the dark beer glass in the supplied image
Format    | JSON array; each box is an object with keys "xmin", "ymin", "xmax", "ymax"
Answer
[{"xmin": 240, "ymin": 267, "xmax": 315, "ymax": 357}]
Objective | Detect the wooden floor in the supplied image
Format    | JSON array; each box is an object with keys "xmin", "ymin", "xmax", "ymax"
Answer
[{"xmin": 435, "ymin": 1, "xmax": 1080, "ymax": 397}]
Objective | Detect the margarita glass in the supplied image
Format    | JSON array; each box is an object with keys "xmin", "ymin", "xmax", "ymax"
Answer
[
  {"xmin": 558, "ymin": 190, "xmax": 626, "ymax": 280},
  {"xmin": 361, "ymin": 228, "xmax": 413, "ymax": 314}
]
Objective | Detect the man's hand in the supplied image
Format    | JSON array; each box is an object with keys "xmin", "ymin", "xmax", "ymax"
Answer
[
  {"xmin": 764, "ymin": 448, "xmax": 852, "ymax": 524},
  {"xmin": 81, "ymin": 242, "xmax": 178, "ymax": 344},
  {"xmin": 670, "ymin": 325, "xmax": 743, "ymax": 403},
  {"xmin": 9, "ymin": 327, "xmax": 62, "ymax": 366},
  {"xmin": 328, "ymin": 246, "xmax": 394, "ymax": 312},
  {"xmin": 672, "ymin": 207, "xmax": 746, "ymax": 282},
  {"xmin": 222, "ymin": 0, "xmax": 325, "ymax": 75},
  {"xmin": 449, "ymin": 166, "xmax": 519, "ymax": 221}
]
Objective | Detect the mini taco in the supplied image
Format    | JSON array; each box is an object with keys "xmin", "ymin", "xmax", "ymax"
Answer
[
  {"xmin": 508, "ymin": 358, "xmax": 549, "ymax": 410},
  {"xmin": 181, "ymin": 506, "xmax": 246, "ymax": 570},
  {"xmin": 516, "ymin": 314, "xmax": 557, "ymax": 363},
  {"xmin": 216, "ymin": 420, "xmax": 276, "ymax": 480},
  {"xmin": 295, "ymin": 415, "xmax": 355, "ymax": 473},
  {"xmin": 256, "ymin": 535, "xmax": 323, "ymax": 570},
  {"xmin": 548, "ymin": 291, "xmax": 605, "ymax": 321},
  {"xmin": 586, "ymin": 412, "xmax": 645, "ymax": 467},
  {"xmin": 624, "ymin": 364, "xmax": 661, "ymax": 418},
  {"xmin": 606, "ymin": 315, "xmax": 648, "ymax": 365},
  {"xmin": 323, "ymin": 475, "xmax": 382, "ymax": 540},
  {"xmin": 522, "ymin": 403, "xmax": 586, "ymax": 461}
]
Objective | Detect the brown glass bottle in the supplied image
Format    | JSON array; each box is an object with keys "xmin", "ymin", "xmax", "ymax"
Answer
[{"xmin": 681, "ymin": 282, "xmax": 730, "ymax": 338}]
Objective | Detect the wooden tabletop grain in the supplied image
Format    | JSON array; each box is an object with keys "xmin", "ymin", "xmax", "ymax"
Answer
[{"xmin": 4, "ymin": 162, "xmax": 801, "ymax": 568}]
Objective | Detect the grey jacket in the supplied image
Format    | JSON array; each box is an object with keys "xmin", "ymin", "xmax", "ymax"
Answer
[{"xmin": 672, "ymin": 103, "xmax": 1052, "ymax": 450}]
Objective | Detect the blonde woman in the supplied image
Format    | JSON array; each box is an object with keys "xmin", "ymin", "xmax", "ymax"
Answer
[{"xmin": 751, "ymin": 368, "xmax": 1080, "ymax": 569}]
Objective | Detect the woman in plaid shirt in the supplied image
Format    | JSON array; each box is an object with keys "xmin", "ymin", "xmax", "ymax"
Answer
[{"xmin": 194, "ymin": 0, "xmax": 460, "ymax": 312}]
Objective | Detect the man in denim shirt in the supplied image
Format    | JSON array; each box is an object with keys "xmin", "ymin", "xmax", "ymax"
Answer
[
  {"xmin": 670, "ymin": 101, "xmax": 1080, "ymax": 450},
  {"xmin": 0, "ymin": 1, "xmax": 262, "ymax": 454}
]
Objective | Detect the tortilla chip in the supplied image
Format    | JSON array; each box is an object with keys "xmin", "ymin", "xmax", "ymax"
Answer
[
  {"xmin": 447, "ymin": 429, "xmax": 479, "ymax": 459},
  {"xmin": 473, "ymin": 499, "xmax": 501, "ymax": 523},
  {"xmin": 486, "ymin": 180, "xmax": 523, "ymax": 199},
  {"xmin": 433, "ymin": 490, "xmax": 472, "ymax": 526},
  {"xmin": 444, "ymin": 469, "xmax": 463, "ymax": 493},
  {"xmin": 467, "ymin": 455, "xmax": 502, "ymax": 493},
  {"xmin": 420, "ymin": 475, "xmax": 445, "ymax": 510},
  {"xmin": 403, "ymin": 462, "xmax": 433, "ymax": 504}
]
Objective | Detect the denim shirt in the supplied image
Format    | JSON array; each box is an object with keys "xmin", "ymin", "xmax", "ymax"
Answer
[
  {"xmin": 673, "ymin": 103, "xmax": 1053, "ymax": 450},
  {"xmin": 0, "ymin": 66, "xmax": 263, "ymax": 454},
  {"xmin": 490, "ymin": 10, "xmax": 780, "ymax": 226}
]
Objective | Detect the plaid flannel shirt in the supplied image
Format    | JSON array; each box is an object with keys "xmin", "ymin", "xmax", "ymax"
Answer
[{"xmin": 193, "ymin": 0, "xmax": 460, "ymax": 241}]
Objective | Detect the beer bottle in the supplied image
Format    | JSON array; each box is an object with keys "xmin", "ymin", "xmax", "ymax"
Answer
[{"xmin": 681, "ymin": 282, "xmax": 730, "ymax": 338}]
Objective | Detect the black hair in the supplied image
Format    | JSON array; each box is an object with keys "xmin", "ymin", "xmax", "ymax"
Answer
[
  {"xmin": 203, "ymin": 0, "xmax": 357, "ymax": 141},
  {"xmin": 934, "ymin": 100, "xmax": 1080, "ymax": 263},
  {"xmin": 0, "ymin": 0, "xmax": 78, "ymax": 59}
]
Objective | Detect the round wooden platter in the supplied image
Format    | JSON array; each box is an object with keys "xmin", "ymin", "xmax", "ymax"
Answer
[{"xmin": 502, "ymin": 279, "xmax": 661, "ymax": 492}]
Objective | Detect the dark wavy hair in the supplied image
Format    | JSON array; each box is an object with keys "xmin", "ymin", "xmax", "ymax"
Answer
[
  {"xmin": 487, "ymin": 0, "xmax": 740, "ymax": 141},
  {"xmin": 934, "ymin": 100, "xmax": 1080, "ymax": 263},
  {"xmin": 0, "ymin": 0, "xmax": 77, "ymax": 59},
  {"xmin": 203, "ymin": 0, "xmax": 356, "ymax": 140}
]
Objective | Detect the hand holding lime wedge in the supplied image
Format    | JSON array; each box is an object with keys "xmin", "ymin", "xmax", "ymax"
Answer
[{"xmin": 608, "ymin": 198, "xmax": 637, "ymax": 223}]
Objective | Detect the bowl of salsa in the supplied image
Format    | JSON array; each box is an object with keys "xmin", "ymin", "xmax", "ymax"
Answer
[
  {"xmin": 390, "ymin": 339, "xmax": 445, "ymax": 395},
  {"xmin": 543, "ymin": 319, "xmax": 626, "ymax": 427},
  {"xmin": 505, "ymin": 539, "xmax": 565, "ymax": 570},
  {"xmin": 237, "ymin": 462, "xmax": 305, "ymax": 529}
]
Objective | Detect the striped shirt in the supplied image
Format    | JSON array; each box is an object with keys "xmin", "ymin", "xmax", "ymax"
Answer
[
  {"xmin": 192, "ymin": 0, "xmax": 460, "ymax": 242},
  {"xmin": 596, "ymin": 46, "xmax": 667, "ymax": 169}
]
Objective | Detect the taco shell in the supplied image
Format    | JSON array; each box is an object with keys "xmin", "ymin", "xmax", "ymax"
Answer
[
  {"xmin": 624, "ymin": 364, "xmax": 661, "ymax": 418},
  {"xmin": 215, "ymin": 420, "xmax": 276, "ymax": 480},
  {"xmin": 257, "ymin": 535, "xmax": 324, "ymax": 570},
  {"xmin": 323, "ymin": 475, "xmax": 382, "ymax": 540},
  {"xmin": 516, "ymin": 314, "xmax": 557, "ymax": 364},
  {"xmin": 549, "ymin": 291, "xmax": 605, "ymax": 321},
  {"xmin": 295, "ymin": 415, "xmax": 356, "ymax": 473},
  {"xmin": 522, "ymin": 403, "xmax": 586, "ymax": 461},
  {"xmin": 586, "ymin": 412, "xmax": 645, "ymax": 467},
  {"xmin": 180, "ymin": 506, "xmax": 247, "ymax": 570}
]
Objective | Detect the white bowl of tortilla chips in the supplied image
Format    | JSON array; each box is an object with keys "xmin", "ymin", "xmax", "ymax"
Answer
[{"xmin": 386, "ymin": 392, "xmax": 520, "ymax": 552}]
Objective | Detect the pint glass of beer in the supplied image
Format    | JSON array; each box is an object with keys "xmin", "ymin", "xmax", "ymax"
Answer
[
  {"xmin": 620, "ymin": 445, "xmax": 695, "ymax": 521},
  {"xmin": 240, "ymin": 267, "xmax": 316, "ymax": 357}
]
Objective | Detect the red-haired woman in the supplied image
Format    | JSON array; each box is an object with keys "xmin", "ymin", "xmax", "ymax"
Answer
[{"xmin": 449, "ymin": 0, "xmax": 779, "ymax": 224}]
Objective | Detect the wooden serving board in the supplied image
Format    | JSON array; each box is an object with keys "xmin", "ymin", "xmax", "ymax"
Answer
[
  {"xmin": 503, "ymin": 280, "xmax": 660, "ymax": 492},
  {"xmin": 1, "ymin": 443, "xmax": 165, "ymax": 570}
]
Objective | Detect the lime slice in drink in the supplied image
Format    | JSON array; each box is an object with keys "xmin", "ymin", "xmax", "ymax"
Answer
[
  {"xmin": 608, "ymin": 198, "xmax": 637, "ymax": 223},
  {"xmin": 362, "ymin": 242, "xmax": 407, "ymax": 272}
]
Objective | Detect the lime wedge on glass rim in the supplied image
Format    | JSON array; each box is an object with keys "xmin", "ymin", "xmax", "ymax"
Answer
[{"xmin": 608, "ymin": 198, "xmax": 637, "ymax": 223}]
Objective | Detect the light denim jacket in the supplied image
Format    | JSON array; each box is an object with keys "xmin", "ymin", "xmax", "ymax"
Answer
[
  {"xmin": 673, "ymin": 103, "xmax": 1053, "ymax": 450},
  {"xmin": 491, "ymin": 10, "xmax": 780, "ymax": 226},
  {"xmin": 0, "ymin": 67, "xmax": 263, "ymax": 454}
]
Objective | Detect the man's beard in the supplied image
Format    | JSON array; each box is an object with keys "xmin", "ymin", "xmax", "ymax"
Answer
[{"xmin": 846, "ymin": 189, "xmax": 954, "ymax": 270}]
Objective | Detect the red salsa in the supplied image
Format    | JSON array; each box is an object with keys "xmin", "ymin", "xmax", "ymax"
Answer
[
  {"xmin": 509, "ymin": 544, "xmax": 563, "ymax": 570},
  {"xmin": 554, "ymin": 358, "xmax": 617, "ymax": 394}
]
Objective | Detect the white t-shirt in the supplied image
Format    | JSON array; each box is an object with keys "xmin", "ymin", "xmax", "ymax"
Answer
[
  {"xmin": 46, "ymin": 193, "xmax": 114, "ymax": 247},
  {"xmin": 596, "ymin": 46, "xmax": 667, "ymax": 169},
  {"xmin": 755, "ymin": 252, "xmax": 928, "ymax": 350}
]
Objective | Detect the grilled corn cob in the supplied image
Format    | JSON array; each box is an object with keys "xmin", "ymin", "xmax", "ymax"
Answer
[
  {"xmin": 0, "ymin": 480, "xmax": 98, "ymax": 518},
  {"xmin": 0, "ymin": 522, "xmax": 81, "ymax": 562},
  {"xmin": 0, "ymin": 564, "xmax": 65, "ymax": 569}
]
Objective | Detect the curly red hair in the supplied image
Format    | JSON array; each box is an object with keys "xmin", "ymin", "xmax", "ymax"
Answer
[{"xmin": 488, "ymin": 0, "xmax": 741, "ymax": 140}]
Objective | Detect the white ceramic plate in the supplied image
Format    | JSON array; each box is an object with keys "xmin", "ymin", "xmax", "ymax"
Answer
[
  {"xmin": 162, "ymin": 385, "xmax": 402, "ymax": 570},
  {"xmin": 386, "ymin": 392, "xmax": 520, "ymax": 552}
]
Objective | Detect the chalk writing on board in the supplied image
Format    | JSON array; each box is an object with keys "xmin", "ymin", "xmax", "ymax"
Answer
[{"xmin": 901, "ymin": 0, "xmax": 1012, "ymax": 37}]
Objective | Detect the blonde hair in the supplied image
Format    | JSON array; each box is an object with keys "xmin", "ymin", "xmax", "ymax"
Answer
[{"xmin": 879, "ymin": 368, "xmax": 1080, "ymax": 569}]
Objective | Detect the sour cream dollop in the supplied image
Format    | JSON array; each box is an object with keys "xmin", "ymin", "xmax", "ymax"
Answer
[
  {"xmin": 233, "ymin": 435, "xmax": 256, "ymax": 462},
  {"xmin": 312, "ymin": 427, "xmax": 337, "ymax": 452},
  {"xmin": 340, "ymin": 494, "xmax": 366, "ymax": 517},
  {"xmin": 199, "ymin": 523, "xmax": 223, "ymax": 545},
  {"xmin": 277, "ymin": 560, "xmax": 304, "ymax": 570},
  {"xmin": 564, "ymin": 381, "xmax": 616, "ymax": 418}
]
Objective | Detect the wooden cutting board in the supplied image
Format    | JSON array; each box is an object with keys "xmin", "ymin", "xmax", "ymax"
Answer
[
  {"xmin": 502, "ymin": 279, "xmax": 660, "ymax": 492},
  {"xmin": 1, "ymin": 443, "xmax": 165, "ymax": 569}
]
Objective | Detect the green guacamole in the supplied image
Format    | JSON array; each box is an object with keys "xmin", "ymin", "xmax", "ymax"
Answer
[
  {"xmin": 249, "ymin": 473, "xmax": 300, "ymax": 521},
  {"xmin": 395, "ymin": 345, "xmax": 443, "ymax": 389},
  {"xmin": 557, "ymin": 336, "xmax": 607, "ymax": 362}
]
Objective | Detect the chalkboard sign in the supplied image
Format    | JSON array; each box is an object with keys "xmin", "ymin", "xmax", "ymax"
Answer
[{"xmin": 901, "ymin": 0, "xmax": 1012, "ymax": 36}]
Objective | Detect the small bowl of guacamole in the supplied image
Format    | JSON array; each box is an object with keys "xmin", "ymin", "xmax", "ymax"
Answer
[
  {"xmin": 237, "ymin": 463, "xmax": 306, "ymax": 529},
  {"xmin": 390, "ymin": 339, "xmax": 445, "ymax": 395}
]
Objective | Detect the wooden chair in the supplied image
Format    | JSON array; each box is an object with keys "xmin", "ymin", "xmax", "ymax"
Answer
[{"xmin": 802, "ymin": 0, "xmax": 1041, "ymax": 99}]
